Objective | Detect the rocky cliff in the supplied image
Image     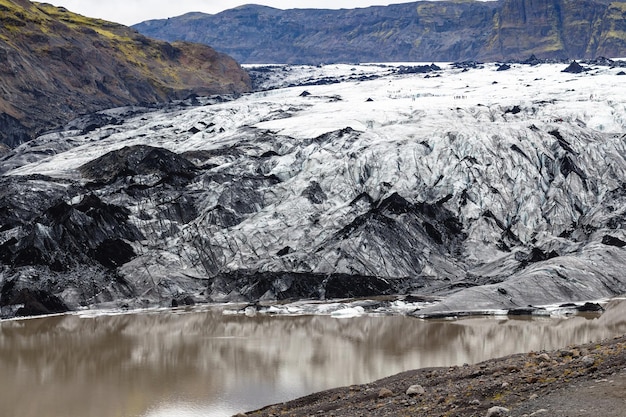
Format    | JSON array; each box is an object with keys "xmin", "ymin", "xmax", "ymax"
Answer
[
  {"xmin": 0, "ymin": 0, "xmax": 251, "ymax": 147},
  {"xmin": 133, "ymin": 0, "xmax": 626, "ymax": 64}
]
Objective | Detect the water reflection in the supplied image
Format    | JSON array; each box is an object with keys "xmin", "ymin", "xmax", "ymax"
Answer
[{"xmin": 1, "ymin": 300, "xmax": 626, "ymax": 417}]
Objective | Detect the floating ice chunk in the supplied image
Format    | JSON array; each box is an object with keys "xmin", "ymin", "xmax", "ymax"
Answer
[{"xmin": 330, "ymin": 306, "xmax": 366, "ymax": 318}]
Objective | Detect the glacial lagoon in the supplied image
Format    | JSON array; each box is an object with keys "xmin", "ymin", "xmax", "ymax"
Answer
[{"xmin": 1, "ymin": 299, "xmax": 626, "ymax": 417}]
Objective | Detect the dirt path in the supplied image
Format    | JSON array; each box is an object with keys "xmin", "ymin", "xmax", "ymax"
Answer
[
  {"xmin": 509, "ymin": 372, "xmax": 626, "ymax": 416},
  {"xmin": 240, "ymin": 335, "xmax": 626, "ymax": 417}
]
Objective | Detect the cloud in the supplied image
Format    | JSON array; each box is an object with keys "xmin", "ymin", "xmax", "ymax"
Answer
[
  {"xmin": 48, "ymin": 0, "xmax": 215, "ymax": 25},
  {"xmin": 46, "ymin": 1, "xmax": 419, "ymax": 26}
]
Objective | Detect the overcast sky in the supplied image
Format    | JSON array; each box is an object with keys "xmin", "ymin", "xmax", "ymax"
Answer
[{"xmin": 47, "ymin": 1, "xmax": 426, "ymax": 26}]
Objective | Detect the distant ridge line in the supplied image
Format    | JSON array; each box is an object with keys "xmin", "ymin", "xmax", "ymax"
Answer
[{"xmin": 133, "ymin": 0, "xmax": 626, "ymax": 64}]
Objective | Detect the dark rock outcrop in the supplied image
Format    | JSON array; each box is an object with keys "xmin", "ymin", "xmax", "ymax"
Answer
[
  {"xmin": 0, "ymin": 186, "xmax": 142, "ymax": 271},
  {"xmin": 562, "ymin": 61, "xmax": 587, "ymax": 73},
  {"xmin": 0, "ymin": 288, "xmax": 69, "ymax": 317},
  {"xmin": 133, "ymin": 0, "xmax": 626, "ymax": 64},
  {"xmin": 79, "ymin": 145, "xmax": 198, "ymax": 185},
  {"xmin": 0, "ymin": 0, "xmax": 251, "ymax": 147},
  {"xmin": 207, "ymin": 271, "xmax": 410, "ymax": 302}
]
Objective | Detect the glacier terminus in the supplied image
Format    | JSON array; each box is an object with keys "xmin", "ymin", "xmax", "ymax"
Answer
[{"xmin": 1, "ymin": 61, "xmax": 626, "ymax": 318}]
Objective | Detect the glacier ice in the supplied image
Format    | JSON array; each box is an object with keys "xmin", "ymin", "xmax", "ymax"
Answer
[{"xmin": 1, "ymin": 62, "xmax": 626, "ymax": 317}]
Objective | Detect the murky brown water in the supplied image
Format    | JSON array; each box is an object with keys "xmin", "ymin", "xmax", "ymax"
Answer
[{"xmin": 1, "ymin": 299, "xmax": 626, "ymax": 417}]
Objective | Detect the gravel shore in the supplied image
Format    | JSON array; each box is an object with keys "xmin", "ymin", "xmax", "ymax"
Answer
[{"xmin": 239, "ymin": 334, "xmax": 626, "ymax": 417}]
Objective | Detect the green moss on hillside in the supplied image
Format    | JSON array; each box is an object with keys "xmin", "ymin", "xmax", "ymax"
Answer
[
  {"xmin": 604, "ymin": 3, "xmax": 626, "ymax": 40},
  {"xmin": 0, "ymin": 0, "xmax": 251, "ymax": 146}
]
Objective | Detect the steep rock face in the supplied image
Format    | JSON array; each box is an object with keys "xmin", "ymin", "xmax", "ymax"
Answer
[
  {"xmin": 483, "ymin": 0, "xmax": 609, "ymax": 60},
  {"xmin": 134, "ymin": 3, "xmax": 498, "ymax": 64},
  {"xmin": 590, "ymin": 2, "xmax": 626, "ymax": 57},
  {"xmin": 133, "ymin": 0, "xmax": 626, "ymax": 64},
  {"xmin": 0, "ymin": 0, "xmax": 251, "ymax": 147}
]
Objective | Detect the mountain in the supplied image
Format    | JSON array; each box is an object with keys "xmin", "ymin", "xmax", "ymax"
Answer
[
  {"xmin": 0, "ymin": 0, "xmax": 251, "ymax": 148},
  {"xmin": 133, "ymin": 0, "xmax": 626, "ymax": 64},
  {"xmin": 1, "ymin": 61, "xmax": 626, "ymax": 318}
]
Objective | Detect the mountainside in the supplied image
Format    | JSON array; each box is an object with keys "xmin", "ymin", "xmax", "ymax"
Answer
[
  {"xmin": 1, "ymin": 61, "xmax": 626, "ymax": 318},
  {"xmin": 0, "ymin": 0, "xmax": 251, "ymax": 147},
  {"xmin": 133, "ymin": 0, "xmax": 626, "ymax": 64}
]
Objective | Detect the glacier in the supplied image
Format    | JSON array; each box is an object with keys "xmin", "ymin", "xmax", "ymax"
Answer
[{"xmin": 1, "ymin": 61, "xmax": 626, "ymax": 318}]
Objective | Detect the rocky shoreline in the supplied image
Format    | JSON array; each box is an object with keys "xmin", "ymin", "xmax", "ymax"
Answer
[{"xmin": 240, "ymin": 334, "xmax": 626, "ymax": 417}]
